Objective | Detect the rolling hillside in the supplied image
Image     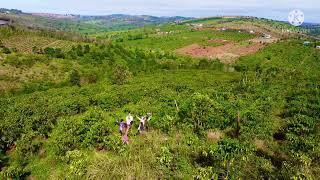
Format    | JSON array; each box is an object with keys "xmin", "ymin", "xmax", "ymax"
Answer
[
  {"xmin": 0, "ymin": 8, "xmax": 192, "ymax": 34},
  {"xmin": 1, "ymin": 12, "xmax": 320, "ymax": 179}
]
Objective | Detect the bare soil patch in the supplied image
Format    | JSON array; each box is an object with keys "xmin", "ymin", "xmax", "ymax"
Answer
[
  {"xmin": 249, "ymin": 37, "xmax": 278, "ymax": 44},
  {"xmin": 176, "ymin": 38, "xmax": 271, "ymax": 64},
  {"xmin": 234, "ymin": 42, "xmax": 265, "ymax": 56}
]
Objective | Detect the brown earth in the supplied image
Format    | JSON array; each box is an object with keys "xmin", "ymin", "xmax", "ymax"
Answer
[
  {"xmin": 249, "ymin": 37, "xmax": 278, "ymax": 44},
  {"xmin": 175, "ymin": 38, "xmax": 269, "ymax": 64}
]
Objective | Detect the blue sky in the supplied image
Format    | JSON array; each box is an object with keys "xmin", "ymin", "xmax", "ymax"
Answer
[{"xmin": 2, "ymin": 0, "xmax": 320, "ymax": 22}]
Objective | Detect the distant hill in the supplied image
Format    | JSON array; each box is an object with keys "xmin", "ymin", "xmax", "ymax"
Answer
[
  {"xmin": 31, "ymin": 13, "xmax": 78, "ymax": 19},
  {"xmin": 80, "ymin": 14, "xmax": 190, "ymax": 23},
  {"xmin": 3, "ymin": 8, "xmax": 318, "ymax": 38},
  {"xmin": 0, "ymin": 9, "xmax": 192, "ymax": 34}
]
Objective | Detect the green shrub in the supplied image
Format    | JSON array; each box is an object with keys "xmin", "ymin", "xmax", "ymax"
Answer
[
  {"xmin": 3, "ymin": 53, "xmax": 47, "ymax": 68},
  {"xmin": 48, "ymin": 108, "xmax": 112, "ymax": 156},
  {"xmin": 111, "ymin": 59, "xmax": 132, "ymax": 85},
  {"xmin": 63, "ymin": 150, "xmax": 89, "ymax": 179},
  {"xmin": 157, "ymin": 146, "xmax": 174, "ymax": 169},
  {"xmin": 0, "ymin": 162, "xmax": 25, "ymax": 179},
  {"xmin": 2, "ymin": 47, "xmax": 11, "ymax": 54},
  {"xmin": 215, "ymin": 138, "xmax": 251, "ymax": 161},
  {"xmin": 21, "ymin": 80, "xmax": 56, "ymax": 94},
  {"xmin": 69, "ymin": 69, "xmax": 81, "ymax": 87},
  {"xmin": 179, "ymin": 93, "xmax": 230, "ymax": 133},
  {"xmin": 44, "ymin": 47, "xmax": 65, "ymax": 58},
  {"xmin": 57, "ymin": 96, "xmax": 89, "ymax": 115},
  {"xmin": 193, "ymin": 167, "xmax": 217, "ymax": 180}
]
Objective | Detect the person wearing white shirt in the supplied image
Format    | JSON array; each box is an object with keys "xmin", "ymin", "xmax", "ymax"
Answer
[
  {"xmin": 126, "ymin": 112, "xmax": 133, "ymax": 125},
  {"xmin": 125, "ymin": 112, "xmax": 133, "ymax": 135},
  {"xmin": 137, "ymin": 116, "xmax": 146, "ymax": 133},
  {"xmin": 137, "ymin": 113, "xmax": 152, "ymax": 134}
]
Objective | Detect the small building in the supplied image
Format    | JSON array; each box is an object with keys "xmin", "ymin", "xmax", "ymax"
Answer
[
  {"xmin": 0, "ymin": 20, "xmax": 9, "ymax": 27},
  {"xmin": 249, "ymin": 30, "xmax": 255, "ymax": 34},
  {"xmin": 263, "ymin": 34, "xmax": 271, "ymax": 39},
  {"xmin": 0, "ymin": 18, "xmax": 11, "ymax": 27},
  {"xmin": 316, "ymin": 46, "xmax": 320, "ymax": 49},
  {"xmin": 303, "ymin": 41, "xmax": 311, "ymax": 46}
]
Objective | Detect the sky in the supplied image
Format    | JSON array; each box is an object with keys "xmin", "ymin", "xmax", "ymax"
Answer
[{"xmin": 1, "ymin": 0, "xmax": 320, "ymax": 23}]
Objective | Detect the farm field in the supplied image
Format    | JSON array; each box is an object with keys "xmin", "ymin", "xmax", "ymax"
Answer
[
  {"xmin": 0, "ymin": 12, "xmax": 320, "ymax": 180},
  {"xmin": 118, "ymin": 28, "xmax": 256, "ymax": 51},
  {"xmin": 2, "ymin": 35, "xmax": 76, "ymax": 53},
  {"xmin": 98, "ymin": 21, "xmax": 283, "ymax": 63}
]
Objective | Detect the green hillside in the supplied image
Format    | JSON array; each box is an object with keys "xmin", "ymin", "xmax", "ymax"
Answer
[
  {"xmin": 0, "ymin": 15, "xmax": 320, "ymax": 179},
  {"xmin": 0, "ymin": 9, "xmax": 191, "ymax": 34}
]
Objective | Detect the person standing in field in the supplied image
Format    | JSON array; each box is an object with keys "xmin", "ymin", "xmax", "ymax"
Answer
[
  {"xmin": 125, "ymin": 112, "xmax": 134, "ymax": 135},
  {"xmin": 137, "ymin": 113, "xmax": 152, "ymax": 134},
  {"xmin": 118, "ymin": 119, "xmax": 127, "ymax": 136},
  {"xmin": 136, "ymin": 115, "xmax": 146, "ymax": 134},
  {"xmin": 116, "ymin": 118, "xmax": 129, "ymax": 144}
]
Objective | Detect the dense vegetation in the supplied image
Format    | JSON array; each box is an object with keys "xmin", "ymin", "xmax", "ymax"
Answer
[
  {"xmin": 94, "ymin": 24, "xmax": 255, "ymax": 51},
  {"xmin": 0, "ymin": 15, "xmax": 320, "ymax": 179}
]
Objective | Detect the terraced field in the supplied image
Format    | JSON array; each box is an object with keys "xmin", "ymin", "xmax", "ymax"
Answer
[
  {"xmin": 2, "ymin": 35, "xmax": 76, "ymax": 53},
  {"xmin": 42, "ymin": 40, "xmax": 77, "ymax": 51}
]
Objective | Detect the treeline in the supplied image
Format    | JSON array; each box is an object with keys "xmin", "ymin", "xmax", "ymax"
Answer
[{"xmin": 0, "ymin": 8, "xmax": 24, "ymax": 14}]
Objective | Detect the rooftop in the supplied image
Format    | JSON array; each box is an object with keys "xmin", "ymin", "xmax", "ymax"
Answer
[{"xmin": 0, "ymin": 19, "xmax": 9, "ymax": 25}]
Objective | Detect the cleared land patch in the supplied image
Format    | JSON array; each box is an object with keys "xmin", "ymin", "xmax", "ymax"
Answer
[{"xmin": 175, "ymin": 38, "xmax": 269, "ymax": 64}]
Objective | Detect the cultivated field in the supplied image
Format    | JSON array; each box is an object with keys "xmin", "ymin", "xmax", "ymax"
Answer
[
  {"xmin": 96, "ymin": 18, "xmax": 302, "ymax": 64},
  {"xmin": 1, "ymin": 15, "xmax": 320, "ymax": 179},
  {"xmin": 2, "ymin": 35, "xmax": 76, "ymax": 53}
]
